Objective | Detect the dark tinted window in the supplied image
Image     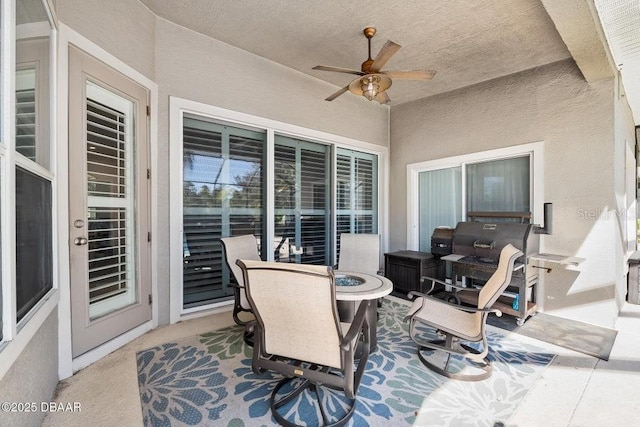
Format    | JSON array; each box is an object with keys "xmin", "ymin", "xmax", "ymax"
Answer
[{"xmin": 16, "ymin": 166, "xmax": 52, "ymax": 321}]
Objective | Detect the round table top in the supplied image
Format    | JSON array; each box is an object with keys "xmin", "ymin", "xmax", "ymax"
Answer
[{"xmin": 334, "ymin": 270, "xmax": 393, "ymax": 301}]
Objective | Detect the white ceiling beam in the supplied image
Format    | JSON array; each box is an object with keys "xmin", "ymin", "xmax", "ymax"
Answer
[{"xmin": 540, "ymin": 0, "xmax": 614, "ymax": 82}]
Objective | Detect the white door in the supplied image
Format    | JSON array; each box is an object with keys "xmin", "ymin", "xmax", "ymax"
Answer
[{"xmin": 68, "ymin": 46, "xmax": 151, "ymax": 357}]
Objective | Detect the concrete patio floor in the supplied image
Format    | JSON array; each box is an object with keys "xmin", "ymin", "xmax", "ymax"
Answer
[{"xmin": 42, "ymin": 302, "xmax": 640, "ymax": 427}]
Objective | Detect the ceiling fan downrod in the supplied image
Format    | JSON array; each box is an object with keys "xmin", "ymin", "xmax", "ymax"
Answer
[{"xmin": 362, "ymin": 27, "xmax": 376, "ymax": 73}]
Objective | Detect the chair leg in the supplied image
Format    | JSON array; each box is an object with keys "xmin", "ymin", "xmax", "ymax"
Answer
[
  {"xmin": 416, "ymin": 339, "xmax": 493, "ymax": 382},
  {"xmin": 243, "ymin": 322, "xmax": 255, "ymax": 347},
  {"xmin": 270, "ymin": 376, "xmax": 357, "ymax": 427}
]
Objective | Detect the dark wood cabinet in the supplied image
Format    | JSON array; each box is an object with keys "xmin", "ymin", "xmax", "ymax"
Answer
[{"xmin": 384, "ymin": 251, "xmax": 443, "ymax": 295}]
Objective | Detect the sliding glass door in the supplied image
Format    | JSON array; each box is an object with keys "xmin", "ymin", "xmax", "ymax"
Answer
[
  {"xmin": 336, "ymin": 149, "xmax": 378, "ymax": 257},
  {"xmin": 418, "ymin": 167, "xmax": 462, "ymax": 252},
  {"xmin": 176, "ymin": 111, "xmax": 381, "ymax": 310},
  {"xmin": 417, "ymin": 155, "xmax": 530, "ymax": 252},
  {"xmin": 466, "ymin": 156, "xmax": 530, "ymax": 214},
  {"xmin": 274, "ymin": 135, "xmax": 330, "ymax": 265},
  {"xmin": 182, "ymin": 117, "xmax": 265, "ymax": 308}
]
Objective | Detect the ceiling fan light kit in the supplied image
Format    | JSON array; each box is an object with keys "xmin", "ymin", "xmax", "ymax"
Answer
[
  {"xmin": 350, "ymin": 74, "xmax": 392, "ymax": 101},
  {"xmin": 313, "ymin": 26, "xmax": 435, "ymax": 104}
]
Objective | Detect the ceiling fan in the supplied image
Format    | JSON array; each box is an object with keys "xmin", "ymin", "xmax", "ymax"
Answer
[{"xmin": 313, "ymin": 27, "xmax": 436, "ymax": 104}]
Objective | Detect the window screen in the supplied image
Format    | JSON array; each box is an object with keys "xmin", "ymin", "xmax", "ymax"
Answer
[{"xmin": 16, "ymin": 166, "xmax": 53, "ymax": 321}]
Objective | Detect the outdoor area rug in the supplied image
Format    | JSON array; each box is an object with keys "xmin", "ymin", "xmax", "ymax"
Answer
[
  {"xmin": 488, "ymin": 311, "xmax": 618, "ymax": 361},
  {"xmin": 137, "ymin": 297, "xmax": 555, "ymax": 427}
]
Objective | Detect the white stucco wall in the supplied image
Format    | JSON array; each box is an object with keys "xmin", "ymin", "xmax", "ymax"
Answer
[
  {"xmin": 0, "ymin": 311, "xmax": 58, "ymax": 427},
  {"xmin": 154, "ymin": 19, "xmax": 389, "ymax": 324},
  {"xmin": 391, "ymin": 59, "xmax": 630, "ymax": 327},
  {"xmin": 153, "ymin": 19, "xmax": 388, "ymax": 146},
  {"xmin": 54, "ymin": 0, "xmax": 156, "ymax": 79},
  {"xmin": 54, "ymin": 3, "xmax": 389, "ymax": 327}
]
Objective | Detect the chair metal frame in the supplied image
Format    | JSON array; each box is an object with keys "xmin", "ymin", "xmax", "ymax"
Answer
[
  {"xmin": 237, "ymin": 260, "xmax": 371, "ymax": 427},
  {"xmin": 404, "ymin": 244, "xmax": 523, "ymax": 381}
]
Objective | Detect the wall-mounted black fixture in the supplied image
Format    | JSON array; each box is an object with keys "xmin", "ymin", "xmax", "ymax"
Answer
[{"xmin": 535, "ymin": 202, "xmax": 553, "ymax": 235}]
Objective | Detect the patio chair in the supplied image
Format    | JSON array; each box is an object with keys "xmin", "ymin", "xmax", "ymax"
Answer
[
  {"xmin": 220, "ymin": 235, "xmax": 261, "ymax": 343},
  {"xmin": 337, "ymin": 233, "xmax": 381, "ymax": 275},
  {"xmin": 337, "ymin": 233, "xmax": 384, "ymax": 318},
  {"xmin": 237, "ymin": 259, "xmax": 370, "ymax": 427},
  {"xmin": 404, "ymin": 244, "xmax": 523, "ymax": 381}
]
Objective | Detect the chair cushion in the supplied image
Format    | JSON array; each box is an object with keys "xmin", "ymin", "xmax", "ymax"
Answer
[
  {"xmin": 221, "ymin": 235, "xmax": 261, "ymax": 310},
  {"xmin": 241, "ymin": 260, "xmax": 345, "ymax": 368},
  {"xmin": 338, "ymin": 233, "xmax": 380, "ymax": 275},
  {"xmin": 411, "ymin": 297, "xmax": 483, "ymax": 341}
]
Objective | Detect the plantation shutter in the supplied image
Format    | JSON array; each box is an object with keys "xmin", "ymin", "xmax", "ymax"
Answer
[
  {"xmin": 274, "ymin": 135, "xmax": 330, "ymax": 265},
  {"xmin": 85, "ymin": 93, "xmax": 134, "ymax": 309},
  {"xmin": 15, "ymin": 68, "xmax": 37, "ymax": 160},
  {"xmin": 182, "ymin": 117, "xmax": 265, "ymax": 308},
  {"xmin": 336, "ymin": 149, "xmax": 378, "ymax": 259}
]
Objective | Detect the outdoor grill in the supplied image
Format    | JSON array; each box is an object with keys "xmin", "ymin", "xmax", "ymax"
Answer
[
  {"xmin": 446, "ymin": 220, "xmax": 541, "ymax": 324},
  {"xmin": 452, "ymin": 222, "xmax": 538, "ymax": 275}
]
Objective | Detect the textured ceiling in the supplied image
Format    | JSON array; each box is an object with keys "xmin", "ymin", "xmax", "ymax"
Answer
[{"xmin": 139, "ymin": 0, "xmax": 572, "ymax": 106}]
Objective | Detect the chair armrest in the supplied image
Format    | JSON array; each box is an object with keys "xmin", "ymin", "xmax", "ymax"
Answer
[
  {"xmin": 419, "ymin": 276, "xmax": 449, "ymax": 286},
  {"xmin": 407, "ymin": 294, "xmax": 503, "ymax": 316},
  {"xmin": 407, "ymin": 290, "xmax": 432, "ymax": 300},
  {"xmin": 341, "ymin": 300, "xmax": 371, "ymax": 349}
]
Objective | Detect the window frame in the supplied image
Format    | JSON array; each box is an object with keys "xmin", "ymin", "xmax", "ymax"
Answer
[
  {"xmin": 169, "ymin": 97, "xmax": 388, "ymax": 323},
  {"xmin": 0, "ymin": 0, "xmax": 59, "ymax": 381},
  {"xmin": 406, "ymin": 141, "xmax": 544, "ymax": 251}
]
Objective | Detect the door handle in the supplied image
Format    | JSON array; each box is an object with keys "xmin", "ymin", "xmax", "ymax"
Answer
[{"xmin": 74, "ymin": 237, "xmax": 88, "ymax": 246}]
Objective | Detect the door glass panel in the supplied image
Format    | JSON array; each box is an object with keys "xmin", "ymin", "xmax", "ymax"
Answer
[
  {"xmin": 274, "ymin": 135, "xmax": 329, "ymax": 265},
  {"xmin": 182, "ymin": 117, "xmax": 265, "ymax": 308},
  {"xmin": 336, "ymin": 149, "xmax": 378, "ymax": 259},
  {"xmin": 418, "ymin": 167, "xmax": 462, "ymax": 252},
  {"xmin": 466, "ymin": 155, "xmax": 530, "ymax": 216},
  {"xmin": 85, "ymin": 81, "xmax": 137, "ymax": 320}
]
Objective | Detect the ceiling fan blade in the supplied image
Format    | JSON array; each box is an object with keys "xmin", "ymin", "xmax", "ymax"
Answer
[
  {"xmin": 384, "ymin": 70, "xmax": 436, "ymax": 80},
  {"xmin": 325, "ymin": 85, "xmax": 350, "ymax": 101},
  {"xmin": 375, "ymin": 91, "xmax": 391, "ymax": 104},
  {"xmin": 313, "ymin": 65, "xmax": 365, "ymax": 76},
  {"xmin": 369, "ymin": 40, "xmax": 401, "ymax": 72}
]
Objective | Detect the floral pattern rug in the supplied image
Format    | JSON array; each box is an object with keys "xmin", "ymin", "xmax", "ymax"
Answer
[{"xmin": 137, "ymin": 297, "xmax": 555, "ymax": 427}]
